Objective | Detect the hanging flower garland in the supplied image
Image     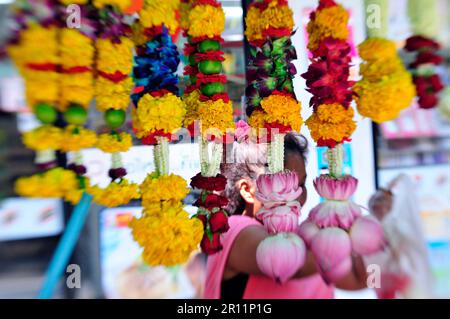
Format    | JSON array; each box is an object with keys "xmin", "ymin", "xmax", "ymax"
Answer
[
  {"xmin": 404, "ymin": 0, "xmax": 444, "ymax": 109},
  {"xmin": 87, "ymin": 3, "xmax": 140, "ymax": 207},
  {"xmin": 353, "ymin": 0, "xmax": 415, "ymax": 123},
  {"xmin": 7, "ymin": 1, "xmax": 78, "ymax": 200},
  {"xmin": 243, "ymin": 0, "xmax": 306, "ymax": 284},
  {"xmin": 129, "ymin": 0, "xmax": 204, "ymax": 266},
  {"xmin": 182, "ymin": 0, "xmax": 234, "ymax": 255},
  {"xmin": 300, "ymin": 0, "xmax": 385, "ymax": 284},
  {"xmin": 57, "ymin": 2, "xmax": 98, "ymax": 204}
]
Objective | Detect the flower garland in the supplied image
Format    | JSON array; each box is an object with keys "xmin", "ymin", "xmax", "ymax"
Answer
[
  {"xmin": 300, "ymin": 0, "xmax": 385, "ymax": 284},
  {"xmin": 245, "ymin": 0, "xmax": 301, "ymax": 142},
  {"xmin": 404, "ymin": 0, "xmax": 444, "ymax": 109},
  {"xmin": 181, "ymin": 0, "xmax": 234, "ymax": 255},
  {"xmin": 353, "ymin": 0, "xmax": 415, "ymax": 122},
  {"xmin": 243, "ymin": 0, "xmax": 306, "ymax": 284},
  {"xmin": 6, "ymin": 2, "xmax": 73, "ymax": 201},
  {"xmin": 58, "ymin": 3, "xmax": 98, "ymax": 204},
  {"xmin": 87, "ymin": 3, "xmax": 139, "ymax": 207},
  {"xmin": 129, "ymin": 0, "xmax": 204, "ymax": 266}
]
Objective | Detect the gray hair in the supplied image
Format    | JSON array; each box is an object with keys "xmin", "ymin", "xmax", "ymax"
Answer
[{"xmin": 221, "ymin": 133, "xmax": 308, "ymax": 215}]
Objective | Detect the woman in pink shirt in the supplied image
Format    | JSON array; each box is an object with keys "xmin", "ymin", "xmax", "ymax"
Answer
[{"xmin": 204, "ymin": 133, "xmax": 371, "ymax": 299}]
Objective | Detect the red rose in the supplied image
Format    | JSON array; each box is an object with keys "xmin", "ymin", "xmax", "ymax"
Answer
[
  {"xmin": 194, "ymin": 193, "xmax": 229, "ymax": 210},
  {"xmin": 190, "ymin": 173, "xmax": 227, "ymax": 191},
  {"xmin": 196, "ymin": 214, "xmax": 207, "ymax": 228},
  {"xmin": 209, "ymin": 210, "xmax": 229, "ymax": 233},
  {"xmin": 429, "ymin": 74, "xmax": 444, "ymax": 93},
  {"xmin": 418, "ymin": 93, "xmax": 438, "ymax": 109},
  {"xmin": 411, "ymin": 51, "xmax": 443, "ymax": 68},
  {"xmin": 405, "ymin": 36, "xmax": 440, "ymax": 51},
  {"xmin": 201, "ymin": 233, "xmax": 223, "ymax": 255}
]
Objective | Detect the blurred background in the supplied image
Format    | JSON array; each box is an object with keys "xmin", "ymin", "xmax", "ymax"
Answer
[{"xmin": 0, "ymin": 0, "xmax": 449, "ymax": 299}]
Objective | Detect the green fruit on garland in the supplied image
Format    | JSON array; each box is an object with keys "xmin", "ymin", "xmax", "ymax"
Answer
[
  {"xmin": 198, "ymin": 40, "xmax": 220, "ymax": 52},
  {"xmin": 198, "ymin": 60, "xmax": 222, "ymax": 75},
  {"xmin": 201, "ymin": 82, "xmax": 225, "ymax": 96},
  {"xmin": 64, "ymin": 104, "xmax": 87, "ymax": 125},
  {"xmin": 189, "ymin": 54, "xmax": 198, "ymax": 66},
  {"xmin": 105, "ymin": 109, "xmax": 126, "ymax": 129},
  {"xmin": 35, "ymin": 103, "xmax": 57, "ymax": 124}
]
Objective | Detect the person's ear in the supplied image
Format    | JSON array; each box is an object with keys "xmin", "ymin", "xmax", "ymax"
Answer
[{"xmin": 237, "ymin": 178, "xmax": 255, "ymax": 204}]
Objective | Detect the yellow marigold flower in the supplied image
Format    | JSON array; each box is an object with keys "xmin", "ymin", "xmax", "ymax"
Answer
[
  {"xmin": 60, "ymin": 126, "xmax": 97, "ymax": 152},
  {"xmin": 93, "ymin": 0, "xmax": 132, "ymax": 11},
  {"xmin": 95, "ymin": 76, "xmax": 133, "ymax": 111},
  {"xmin": 136, "ymin": 93, "xmax": 186, "ymax": 135},
  {"xmin": 180, "ymin": 0, "xmax": 193, "ymax": 31},
  {"xmin": 22, "ymin": 125, "xmax": 62, "ymax": 151},
  {"xmin": 60, "ymin": 73, "xmax": 94, "ymax": 110},
  {"xmin": 183, "ymin": 90, "xmax": 200, "ymax": 127},
  {"xmin": 60, "ymin": 29, "xmax": 94, "ymax": 69},
  {"xmin": 245, "ymin": 6, "xmax": 264, "ymax": 42},
  {"xmin": 96, "ymin": 132, "xmax": 132, "ymax": 153},
  {"xmin": 360, "ymin": 56, "xmax": 404, "ymax": 80},
  {"xmin": 15, "ymin": 168, "xmax": 78, "ymax": 198},
  {"xmin": 197, "ymin": 99, "xmax": 235, "ymax": 137},
  {"xmin": 188, "ymin": 5, "xmax": 225, "ymax": 38},
  {"xmin": 354, "ymin": 71, "xmax": 416, "ymax": 123},
  {"xmin": 20, "ymin": 25, "xmax": 59, "ymax": 65},
  {"xmin": 64, "ymin": 177, "xmax": 91, "ymax": 205},
  {"xmin": 358, "ymin": 38, "xmax": 397, "ymax": 62},
  {"xmin": 89, "ymin": 179, "xmax": 140, "ymax": 207},
  {"xmin": 260, "ymin": 0, "xmax": 294, "ymax": 30},
  {"xmin": 248, "ymin": 109, "xmax": 267, "ymax": 129},
  {"xmin": 60, "ymin": 0, "xmax": 88, "ymax": 4},
  {"xmin": 130, "ymin": 205, "xmax": 204, "ymax": 266},
  {"xmin": 96, "ymin": 37, "xmax": 133, "ymax": 75},
  {"xmin": 25, "ymin": 71, "xmax": 60, "ymax": 107},
  {"xmin": 307, "ymin": 4, "xmax": 349, "ymax": 51},
  {"xmin": 140, "ymin": 173, "xmax": 189, "ymax": 206},
  {"xmin": 139, "ymin": 0, "xmax": 180, "ymax": 35},
  {"xmin": 260, "ymin": 94, "xmax": 303, "ymax": 132},
  {"xmin": 306, "ymin": 103, "xmax": 356, "ymax": 143}
]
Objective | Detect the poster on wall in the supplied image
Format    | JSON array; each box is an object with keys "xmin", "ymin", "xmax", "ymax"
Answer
[{"xmin": 99, "ymin": 206, "xmax": 206, "ymax": 299}]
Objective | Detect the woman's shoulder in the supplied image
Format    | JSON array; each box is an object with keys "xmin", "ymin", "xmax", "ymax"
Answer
[{"xmin": 228, "ymin": 215, "xmax": 262, "ymax": 230}]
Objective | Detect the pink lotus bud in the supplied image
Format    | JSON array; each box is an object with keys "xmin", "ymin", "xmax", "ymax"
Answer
[
  {"xmin": 311, "ymin": 227, "xmax": 352, "ymax": 284},
  {"xmin": 297, "ymin": 219, "xmax": 320, "ymax": 248},
  {"xmin": 256, "ymin": 171, "xmax": 303, "ymax": 207},
  {"xmin": 309, "ymin": 200, "xmax": 362, "ymax": 230},
  {"xmin": 256, "ymin": 233, "xmax": 306, "ymax": 284},
  {"xmin": 314, "ymin": 174, "xmax": 358, "ymax": 201},
  {"xmin": 350, "ymin": 216, "xmax": 385, "ymax": 255},
  {"xmin": 256, "ymin": 203, "xmax": 300, "ymax": 234}
]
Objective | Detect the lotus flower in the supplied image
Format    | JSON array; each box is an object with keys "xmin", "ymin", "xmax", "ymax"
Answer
[
  {"xmin": 311, "ymin": 227, "xmax": 352, "ymax": 284},
  {"xmin": 235, "ymin": 120, "xmax": 251, "ymax": 143},
  {"xmin": 349, "ymin": 216, "xmax": 385, "ymax": 255},
  {"xmin": 256, "ymin": 233, "xmax": 306, "ymax": 284},
  {"xmin": 309, "ymin": 200, "xmax": 362, "ymax": 230},
  {"xmin": 314, "ymin": 174, "xmax": 358, "ymax": 201},
  {"xmin": 256, "ymin": 171, "xmax": 303, "ymax": 207},
  {"xmin": 256, "ymin": 202, "xmax": 301, "ymax": 234},
  {"xmin": 297, "ymin": 220, "xmax": 320, "ymax": 248}
]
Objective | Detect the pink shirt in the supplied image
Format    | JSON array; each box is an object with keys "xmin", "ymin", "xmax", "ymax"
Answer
[{"xmin": 204, "ymin": 215, "xmax": 334, "ymax": 299}]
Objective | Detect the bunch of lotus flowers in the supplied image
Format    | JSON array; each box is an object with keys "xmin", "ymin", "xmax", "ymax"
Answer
[
  {"xmin": 298, "ymin": 174, "xmax": 386, "ymax": 284},
  {"xmin": 255, "ymin": 171, "xmax": 306, "ymax": 284}
]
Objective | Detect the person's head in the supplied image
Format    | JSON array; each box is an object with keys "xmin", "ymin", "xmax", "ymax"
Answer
[{"xmin": 221, "ymin": 133, "xmax": 308, "ymax": 217}]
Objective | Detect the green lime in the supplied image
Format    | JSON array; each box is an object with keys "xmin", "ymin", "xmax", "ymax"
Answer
[
  {"xmin": 35, "ymin": 103, "xmax": 57, "ymax": 124},
  {"xmin": 201, "ymin": 82, "xmax": 225, "ymax": 96},
  {"xmin": 104, "ymin": 109, "xmax": 126, "ymax": 129},
  {"xmin": 64, "ymin": 104, "xmax": 88, "ymax": 125},
  {"xmin": 189, "ymin": 54, "xmax": 198, "ymax": 66},
  {"xmin": 198, "ymin": 60, "xmax": 222, "ymax": 75},
  {"xmin": 198, "ymin": 40, "xmax": 220, "ymax": 52}
]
